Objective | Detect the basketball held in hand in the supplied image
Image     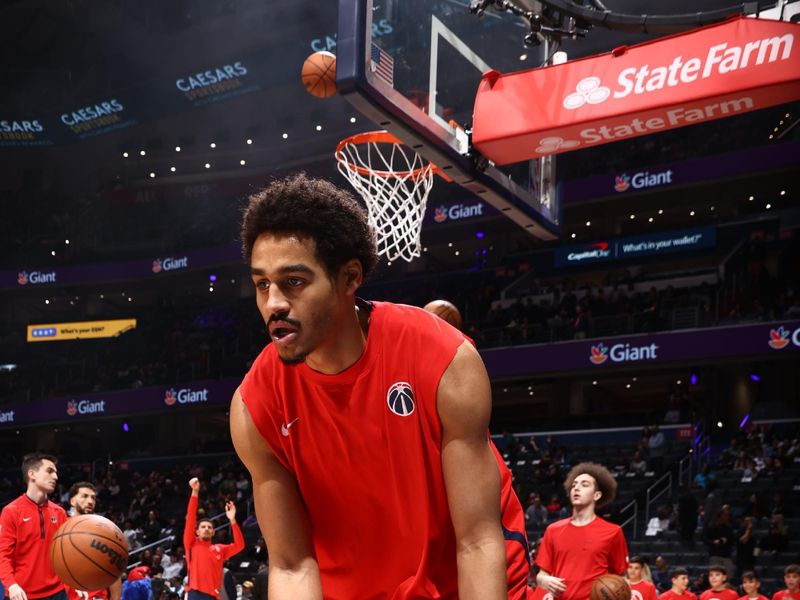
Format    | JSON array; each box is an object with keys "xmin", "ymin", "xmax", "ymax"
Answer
[
  {"xmin": 423, "ymin": 299, "xmax": 462, "ymax": 330},
  {"xmin": 50, "ymin": 514, "xmax": 129, "ymax": 590},
  {"xmin": 590, "ymin": 574, "xmax": 631, "ymax": 600},
  {"xmin": 302, "ymin": 51, "xmax": 337, "ymax": 98}
]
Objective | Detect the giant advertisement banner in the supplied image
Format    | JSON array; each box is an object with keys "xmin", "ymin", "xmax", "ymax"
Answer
[
  {"xmin": 1, "ymin": 243, "xmax": 242, "ymax": 290},
  {"xmin": 554, "ymin": 226, "xmax": 715, "ymax": 267},
  {"xmin": 0, "ymin": 378, "xmax": 238, "ymax": 430},
  {"xmin": 2, "ymin": 321, "xmax": 799, "ymax": 428},
  {"xmin": 481, "ymin": 320, "xmax": 800, "ymax": 378}
]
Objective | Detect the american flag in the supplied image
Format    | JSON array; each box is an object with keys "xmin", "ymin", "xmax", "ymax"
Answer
[{"xmin": 370, "ymin": 43, "xmax": 394, "ymax": 87}]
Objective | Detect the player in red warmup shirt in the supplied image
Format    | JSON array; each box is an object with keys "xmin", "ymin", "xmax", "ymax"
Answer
[
  {"xmin": 772, "ymin": 565, "xmax": 800, "ymax": 600},
  {"xmin": 63, "ymin": 482, "xmax": 121, "ymax": 600},
  {"xmin": 230, "ymin": 174, "xmax": 533, "ymax": 599},
  {"xmin": 700, "ymin": 565, "xmax": 739, "ymax": 600},
  {"xmin": 627, "ymin": 556, "xmax": 658, "ymax": 600},
  {"xmin": 660, "ymin": 568, "xmax": 698, "ymax": 600},
  {"xmin": 534, "ymin": 462, "xmax": 628, "ymax": 600},
  {"xmin": 0, "ymin": 454, "xmax": 67, "ymax": 600},
  {"xmin": 184, "ymin": 478, "xmax": 245, "ymax": 600},
  {"xmin": 738, "ymin": 570, "xmax": 769, "ymax": 600}
]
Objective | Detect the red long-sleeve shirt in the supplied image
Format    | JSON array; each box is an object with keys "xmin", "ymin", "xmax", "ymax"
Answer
[
  {"xmin": 183, "ymin": 495, "xmax": 244, "ymax": 598},
  {"xmin": 0, "ymin": 494, "xmax": 67, "ymax": 598}
]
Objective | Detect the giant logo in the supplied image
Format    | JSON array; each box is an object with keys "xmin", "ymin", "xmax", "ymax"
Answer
[
  {"xmin": 768, "ymin": 325, "xmax": 800, "ymax": 350},
  {"xmin": 152, "ymin": 256, "xmax": 188, "ymax": 273},
  {"xmin": 590, "ymin": 341, "xmax": 659, "ymax": 365},
  {"xmin": 615, "ymin": 170, "xmax": 673, "ymax": 193},
  {"xmin": 0, "ymin": 410, "xmax": 14, "ymax": 423},
  {"xmin": 164, "ymin": 387, "xmax": 209, "ymax": 406},
  {"xmin": 563, "ymin": 34, "xmax": 794, "ymax": 111},
  {"xmin": 17, "ymin": 271, "xmax": 57, "ymax": 286},
  {"xmin": 432, "ymin": 202, "xmax": 484, "ymax": 223},
  {"xmin": 66, "ymin": 400, "xmax": 106, "ymax": 416}
]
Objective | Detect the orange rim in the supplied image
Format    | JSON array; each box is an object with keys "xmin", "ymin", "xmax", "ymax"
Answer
[{"xmin": 336, "ymin": 130, "xmax": 450, "ymax": 181}]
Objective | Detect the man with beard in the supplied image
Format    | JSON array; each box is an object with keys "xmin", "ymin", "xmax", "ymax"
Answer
[{"xmin": 63, "ymin": 482, "xmax": 122, "ymax": 600}]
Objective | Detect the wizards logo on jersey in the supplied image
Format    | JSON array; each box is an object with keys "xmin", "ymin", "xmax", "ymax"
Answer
[{"xmin": 387, "ymin": 381, "xmax": 415, "ymax": 416}]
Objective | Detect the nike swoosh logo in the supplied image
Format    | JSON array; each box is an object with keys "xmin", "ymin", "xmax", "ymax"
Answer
[
  {"xmin": 281, "ymin": 417, "xmax": 300, "ymax": 437},
  {"xmin": 22, "ymin": 517, "xmax": 31, "ymax": 522}
]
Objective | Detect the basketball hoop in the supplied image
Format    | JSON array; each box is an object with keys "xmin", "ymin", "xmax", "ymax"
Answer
[{"xmin": 335, "ymin": 130, "xmax": 449, "ymax": 263}]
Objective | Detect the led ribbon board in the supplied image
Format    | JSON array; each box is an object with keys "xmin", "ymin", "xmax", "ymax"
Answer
[
  {"xmin": 473, "ymin": 17, "xmax": 800, "ymax": 165},
  {"xmin": 27, "ymin": 319, "xmax": 136, "ymax": 342}
]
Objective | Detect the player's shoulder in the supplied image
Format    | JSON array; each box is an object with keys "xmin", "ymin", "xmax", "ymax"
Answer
[
  {"xmin": 545, "ymin": 516, "xmax": 572, "ymax": 530},
  {"xmin": 2, "ymin": 494, "xmax": 25, "ymax": 513},
  {"xmin": 48, "ymin": 500, "xmax": 67, "ymax": 515},
  {"xmin": 593, "ymin": 515, "xmax": 623, "ymax": 532}
]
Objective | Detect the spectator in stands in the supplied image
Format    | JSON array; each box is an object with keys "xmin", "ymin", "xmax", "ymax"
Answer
[
  {"xmin": 630, "ymin": 451, "xmax": 648, "ymax": 474},
  {"xmin": 703, "ymin": 480, "xmax": 722, "ymax": 530},
  {"xmin": 161, "ymin": 549, "xmax": 185, "ymax": 581},
  {"xmin": 736, "ymin": 516, "xmax": 756, "ymax": 576},
  {"xmin": 758, "ymin": 514, "xmax": 789, "ymax": 555},
  {"xmin": 699, "ymin": 565, "xmax": 738, "ymax": 600},
  {"xmin": 545, "ymin": 493, "xmax": 564, "ymax": 518},
  {"xmin": 627, "ymin": 556, "xmax": 657, "ymax": 600},
  {"xmin": 143, "ymin": 510, "xmax": 162, "ymax": 544},
  {"xmin": 705, "ymin": 505, "xmax": 735, "ymax": 578},
  {"xmin": 678, "ymin": 489, "xmax": 699, "ymax": 547},
  {"xmin": 740, "ymin": 571, "xmax": 769, "ymax": 600},
  {"xmin": 660, "ymin": 567, "xmax": 697, "ymax": 600},
  {"xmin": 771, "ymin": 565, "xmax": 800, "ymax": 600},
  {"xmin": 123, "ymin": 520, "xmax": 142, "ymax": 550},
  {"xmin": 770, "ymin": 493, "xmax": 790, "ymax": 518},
  {"xmin": 612, "ymin": 455, "xmax": 628, "ymax": 475},
  {"xmin": 694, "ymin": 464, "xmax": 716, "ymax": 489},
  {"xmin": 647, "ymin": 425, "xmax": 665, "ymax": 471},
  {"xmin": 525, "ymin": 494, "xmax": 549, "ymax": 528},
  {"xmin": 502, "ymin": 431, "xmax": 520, "ymax": 461},
  {"xmin": 573, "ymin": 305, "xmax": 589, "ymax": 339},
  {"xmin": 743, "ymin": 494, "xmax": 766, "ymax": 522}
]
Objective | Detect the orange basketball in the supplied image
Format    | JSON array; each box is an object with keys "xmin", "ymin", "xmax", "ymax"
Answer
[
  {"xmin": 50, "ymin": 515, "xmax": 128, "ymax": 590},
  {"xmin": 302, "ymin": 51, "xmax": 337, "ymax": 98},
  {"xmin": 423, "ymin": 299, "xmax": 462, "ymax": 330},
  {"xmin": 590, "ymin": 574, "xmax": 631, "ymax": 600}
]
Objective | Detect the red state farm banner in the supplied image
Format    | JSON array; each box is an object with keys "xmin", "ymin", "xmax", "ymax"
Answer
[{"xmin": 472, "ymin": 17, "xmax": 800, "ymax": 165}]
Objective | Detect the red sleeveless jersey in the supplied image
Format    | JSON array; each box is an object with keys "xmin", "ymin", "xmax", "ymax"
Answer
[{"xmin": 240, "ymin": 301, "xmax": 532, "ymax": 600}]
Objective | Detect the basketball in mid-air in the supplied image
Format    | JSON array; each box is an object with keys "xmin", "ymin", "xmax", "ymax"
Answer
[
  {"xmin": 50, "ymin": 514, "xmax": 129, "ymax": 590},
  {"xmin": 590, "ymin": 574, "xmax": 631, "ymax": 600},
  {"xmin": 424, "ymin": 299, "xmax": 462, "ymax": 330},
  {"xmin": 301, "ymin": 50, "xmax": 337, "ymax": 98}
]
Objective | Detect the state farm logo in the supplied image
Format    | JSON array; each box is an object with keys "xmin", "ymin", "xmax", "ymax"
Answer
[
  {"xmin": 562, "ymin": 33, "xmax": 794, "ymax": 112},
  {"xmin": 563, "ymin": 77, "xmax": 611, "ymax": 110},
  {"xmin": 615, "ymin": 174, "xmax": 631, "ymax": 192},
  {"xmin": 536, "ymin": 136, "xmax": 580, "ymax": 155},
  {"xmin": 590, "ymin": 343, "xmax": 608, "ymax": 364},
  {"xmin": 768, "ymin": 325, "xmax": 800, "ymax": 350}
]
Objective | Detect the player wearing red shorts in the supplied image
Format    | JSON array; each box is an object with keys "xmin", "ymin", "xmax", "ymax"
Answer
[
  {"xmin": 627, "ymin": 556, "xmax": 658, "ymax": 600},
  {"xmin": 699, "ymin": 565, "xmax": 738, "ymax": 600},
  {"xmin": 230, "ymin": 174, "xmax": 532, "ymax": 599},
  {"xmin": 659, "ymin": 568, "xmax": 697, "ymax": 600},
  {"xmin": 63, "ymin": 482, "xmax": 121, "ymax": 600},
  {"xmin": 772, "ymin": 565, "xmax": 800, "ymax": 600},
  {"xmin": 535, "ymin": 462, "xmax": 628, "ymax": 600},
  {"xmin": 0, "ymin": 454, "xmax": 67, "ymax": 600}
]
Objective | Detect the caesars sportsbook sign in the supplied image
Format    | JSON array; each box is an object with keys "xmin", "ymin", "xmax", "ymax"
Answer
[{"xmin": 472, "ymin": 17, "xmax": 800, "ymax": 164}]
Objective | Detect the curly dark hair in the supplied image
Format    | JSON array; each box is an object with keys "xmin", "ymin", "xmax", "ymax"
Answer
[
  {"xmin": 563, "ymin": 461, "xmax": 617, "ymax": 508},
  {"xmin": 241, "ymin": 173, "xmax": 379, "ymax": 279}
]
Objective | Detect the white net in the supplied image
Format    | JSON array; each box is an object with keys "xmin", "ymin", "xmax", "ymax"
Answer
[{"xmin": 336, "ymin": 132, "xmax": 435, "ymax": 263}]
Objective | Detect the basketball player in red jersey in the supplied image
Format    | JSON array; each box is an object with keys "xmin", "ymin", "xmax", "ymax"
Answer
[
  {"xmin": 0, "ymin": 454, "xmax": 67, "ymax": 600},
  {"xmin": 627, "ymin": 557, "xmax": 657, "ymax": 600},
  {"xmin": 230, "ymin": 174, "xmax": 532, "ymax": 599},
  {"xmin": 535, "ymin": 462, "xmax": 628, "ymax": 600},
  {"xmin": 184, "ymin": 477, "xmax": 245, "ymax": 600},
  {"xmin": 63, "ymin": 482, "xmax": 121, "ymax": 600}
]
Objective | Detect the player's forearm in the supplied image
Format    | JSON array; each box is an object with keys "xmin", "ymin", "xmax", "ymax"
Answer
[
  {"xmin": 456, "ymin": 537, "xmax": 507, "ymax": 600},
  {"xmin": 268, "ymin": 560, "xmax": 323, "ymax": 600}
]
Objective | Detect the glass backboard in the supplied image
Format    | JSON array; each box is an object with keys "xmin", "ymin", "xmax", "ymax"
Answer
[{"xmin": 337, "ymin": 0, "xmax": 562, "ymax": 240}]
